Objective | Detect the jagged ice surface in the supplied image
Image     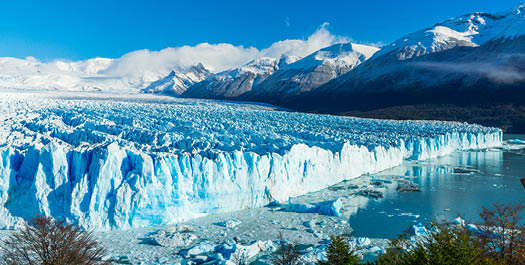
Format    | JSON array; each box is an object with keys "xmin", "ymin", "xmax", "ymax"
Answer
[{"xmin": 0, "ymin": 92, "xmax": 501, "ymax": 230}]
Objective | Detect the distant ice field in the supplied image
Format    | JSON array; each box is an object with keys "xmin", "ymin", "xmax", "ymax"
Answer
[{"xmin": 0, "ymin": 91, "xmax": 498, "ymax": 156}]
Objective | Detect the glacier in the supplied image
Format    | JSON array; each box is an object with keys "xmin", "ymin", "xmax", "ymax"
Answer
[{"xmin": 0, "ymin": 91, "xmax": 502, "ymax": 230}]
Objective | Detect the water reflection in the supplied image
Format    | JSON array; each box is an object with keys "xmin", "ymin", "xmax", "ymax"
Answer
[{"xmin": 349, "ymin": 139, "xmax": 523, "ymax": 239}]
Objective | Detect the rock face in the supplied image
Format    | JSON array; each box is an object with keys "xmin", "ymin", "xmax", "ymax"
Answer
[{"xmin": 0, "ymin": 92, "xmax": 502, "ymax": 230}]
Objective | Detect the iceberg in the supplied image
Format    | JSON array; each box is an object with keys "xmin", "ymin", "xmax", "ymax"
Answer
[
  {"xmin": 215, "ymin": 219, "xmax": 242, "ymax": 228},
  {"xmin": 287, "ymin": 198, "xmax": 343, "ymax": 217},
  {"xmin": 354, "ymin": 237, "xmax": 371, "ymax": 247},
  {"xmin": 0, "ymin": 92, "xmax": 502, "ymax": 230},
  {"xmin": 508, "ymin": 139, "xmax": 525, "ymax": 144},
  {"xmin": 146, "ymin": 229, "xmax": 197, "ymax": 247},
  {"xmin": 411, "ymin": 223, "xmax": 429, "ymax": 237},
  {"xmin": 181, "ymin": 240, "xmax": 276, "ymax": 265}
]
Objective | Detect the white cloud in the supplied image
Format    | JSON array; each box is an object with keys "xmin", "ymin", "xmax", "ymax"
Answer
[
  {"xmin": 260, "ymin": 23, "xmax": 349, "ymax": 59},
  {"xmin": 103, "ymin": 22, "xmax": 348, "ymax": 75},
  {"xmin": 102, "ymin": 43, "xmax": 259, "ymax": 75},
  {"xmin": 414, "ymin": 60, "xmax": 525, "ymax": 84},
  {"xmin": 0, "ymin": 23, "xmax": 351, "ymax": 90}
]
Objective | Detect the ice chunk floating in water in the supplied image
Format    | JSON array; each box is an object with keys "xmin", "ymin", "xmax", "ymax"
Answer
[{"xmin": 0, "ymin": 92, "xmax": 502, "ymax": 230}]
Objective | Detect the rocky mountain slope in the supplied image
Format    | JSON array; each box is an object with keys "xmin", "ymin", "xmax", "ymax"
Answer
[
  {"xmin": 279, "ymin": 4, "xmax": 525, "ymax": 132},
  {"xmin": 180, "ymin": 5, "xmax": 525, "ymax": 123},
  {"xmin": 237, "ymin": 43, "xmax": 379, "ymax": 104},
  {"xmin": 182, "ymin": 57, "xmax": 297, "ymax": 99},
  {"xmin": 181, "ymin": 43, "xmax": 378, "ymax": 101}
]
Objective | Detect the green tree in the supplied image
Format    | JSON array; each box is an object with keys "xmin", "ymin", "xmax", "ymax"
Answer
[
  {"xmin": 319, "ymin": 235, "xmax": 360, "ymax": 265},
  {"xmin": 270, "ymin": 233, "xmax": 303, "ymax": 265},
  {"xmin": 374, "ymin": 233, "xmax": 415, "ymax": 265}
]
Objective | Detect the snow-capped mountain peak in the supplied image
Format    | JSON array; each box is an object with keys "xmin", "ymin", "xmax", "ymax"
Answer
[
  {"xmin": 142, "ymin": 63, "xmax": 212, "ymax": 95},
  {"xmin": 0, "ymin": 56, "xmax": 195, "ymax": 92},
  {"xmin": 378, "ymin": 4, "xmax": 525, "ymax": 60},
  {"xmin": 284, "ymin": 43, "xmax": 379, "ymax": 71},
  {"xmin": 510, "ymin": 3, "xmax": 525, "ymax": 17},
  {"xmin": 218, "ymin": 42, "xmax": 380, "ymax": 103},
  {"xmin": 278, "ymin": 55, "xmax": 301, "ymax": 68},
  {"xmin": 181, "ymin": 42, "xmax": 379, "ymax": 101},
  {"xmin": 233, "ymin": 57, "xmax": 280, "ymax": 76}
]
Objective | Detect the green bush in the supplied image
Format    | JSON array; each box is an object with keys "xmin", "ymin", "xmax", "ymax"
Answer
[{"xmin": 375, "ymin": 222, "xmax": 494, "ymax": 265}]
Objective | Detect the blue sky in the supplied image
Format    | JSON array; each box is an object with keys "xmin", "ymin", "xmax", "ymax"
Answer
[{"xmin": 0, "ymin": 0, "xmax": 521, "ymax": 60}]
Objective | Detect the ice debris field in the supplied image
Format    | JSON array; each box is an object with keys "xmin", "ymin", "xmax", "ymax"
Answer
[{"xmin": 0, "ymin": 91, "xmax": 502, "ymax": 230}]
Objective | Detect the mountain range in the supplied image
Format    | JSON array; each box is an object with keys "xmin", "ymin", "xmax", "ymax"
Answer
[
  {"xmin": 293, "ymin": 4, "xmax": 525, "ymax": 112},
  {"xmin": 179, "ymin": 4, "xmax": 525, "ymax": 132},
  {"xmin": 1, "ymin": 4, "xmax": 524, "ymax": 131},
  {"xmin": 181, "ymin": 43, "xmax": 378, "ymax": 100}
]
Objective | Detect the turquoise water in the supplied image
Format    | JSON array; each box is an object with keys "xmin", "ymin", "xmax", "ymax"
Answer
[{"xmin": 349, "ymin": 134, "xmax": 525, "ymax": 239}]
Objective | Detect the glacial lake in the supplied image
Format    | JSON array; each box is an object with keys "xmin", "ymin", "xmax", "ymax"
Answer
[{"xmin": 349, "ymin": 134, "xmax": 525, "ymax": 239}]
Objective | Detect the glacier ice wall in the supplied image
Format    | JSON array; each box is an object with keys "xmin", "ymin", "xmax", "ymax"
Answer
[{"xmin": 0, "ymin": 92, "xmax": 502, "ymax": 230}]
